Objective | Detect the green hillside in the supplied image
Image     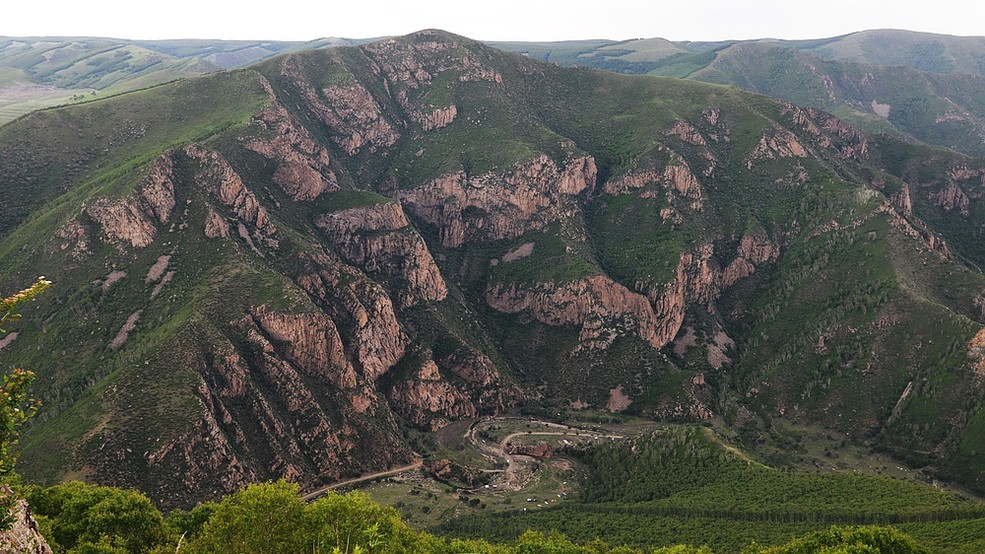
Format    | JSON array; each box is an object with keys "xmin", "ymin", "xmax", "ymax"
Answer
[
  {"xmin": 440, "ymin": 427, "xmax": 985, "ymax": 552},
  {"xmin": 0, "ymin": 32, "xmax": 983, "ymax": 551}
]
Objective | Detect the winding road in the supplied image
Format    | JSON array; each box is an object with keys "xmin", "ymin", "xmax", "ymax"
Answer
[{"xmin": 466, "ymin": 417, "xmax": 624, "ymax": 490}]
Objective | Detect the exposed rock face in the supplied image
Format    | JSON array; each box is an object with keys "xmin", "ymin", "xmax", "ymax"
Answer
[
  {"xmin": 146, "ymin": 379, "xmax": 259, "ymax": 498},
  {"xmin": 487, "ymin": 233, "xmax": 779, "ymax": 352},
  {"xmin": 249, "ymin": 306, "xmax": 357, "ymax": 389},
  {"xmin": 893, "ymin": 184, "xmax": 914, "ymax": 217},
  {"xmin": 667, "ymin": 119, "xmax": 708, "ymax": 145},
  {"xmin": 0, "ymin": 488, "xmax": 53, "ymax": 554},
  {"xmin": 387, "ymin": 359, "xmax": 477, "ymax": 431},
  {"xmin": 185, "ymin": 145, "xmax": 276, "ymax": 238},
  {"xmin": 750, "ymin": 127, "xmax": 808, "ymax": 162},
  {"xmin": 317, "ymin": 82, "xmax": 400, "ymax": 156},
  {"xmin": 442, "ymin": 349, "xmax": 525, "ymax": 414},
  {"xmin": 932, "ymin": 182, "xmax": 971, "ymax": 215},
  {"xmin": 83, "ymin": 152, "xmax": 180, "ymax": 249},
  {"xmin": 86, "ymin": 198, "xmax": 157, "ymax": 248},
  {"xmin": 664, "ymin": 158, "xmax": 704, "ymax": 210},
  {"xmin": 297, "ymin": 258, "xmax": 406, "ymax": 380},
  {"xmin": 420, "ymin": 105, "xmax": 457, "ymax": 131},
  {"xmin": 146, "ymin": 305, "xmax": 411, "ymax": 505},
  {"xmin": 363, "ymin": 33, "xmax": 503, "ymax": 128},
  {"xmin": 600, "ymin": 153, "xmax": 703, "ymax": 211},
  {"xmin": 244, "ymin": 105, "xmax": 337, "ymax": 200},
  {"xmin": 138, "ymin": 153, "xmax": 178, "ymax": 224},
  {"xmin": 387, "ymin": 349, "xmax": 524, "ymax": 431},
  {"xmin": 487, "ymin": 275, "xmax": 665, "ymax": 350},
  {"xmin": 602, "ymin": 170, "xmax": 660, "ymax": 196},
  {"xmin": 879, "ymin": 203, "xmax": 953, "ymax": 258},
  {"xmin": 782, "ymin": 103, "xmax": 869, "ymax": 160},
  {"xmin": 947, "ymin": 166, "xmax": 984, "ymax": 183},
  {"xmin": 400, "ymin": 154, "xmax": 597, "ymax": 247},
  {"xmin": 204, "ymin": 207, "xmax": 231, "ymax": 238},
  {"xmin": 315, "ymin": 202, "xmax": 448, "ymax": 307},
  {"xmin": 968, "ymin": 328, "xmax": 985, "ymax": 377}
]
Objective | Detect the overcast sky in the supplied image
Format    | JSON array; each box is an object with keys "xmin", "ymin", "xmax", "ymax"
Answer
[{"xmin": 3, "ymin": 0, "xmax": 984, "ymax": 42}]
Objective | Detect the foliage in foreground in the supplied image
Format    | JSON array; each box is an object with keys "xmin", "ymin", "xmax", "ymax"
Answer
[
  {"xmin": 0, "ymin": 277, "xmax": 50, "ymax": 531},
  {"xmin": 20, "ymin": 479, "xmax": 933, "ymax": 554}
]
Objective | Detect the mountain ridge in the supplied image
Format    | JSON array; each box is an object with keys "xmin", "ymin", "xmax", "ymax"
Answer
[{"xmin": 1, "ymin": 29, "xmax": 984, "ymax": 510}]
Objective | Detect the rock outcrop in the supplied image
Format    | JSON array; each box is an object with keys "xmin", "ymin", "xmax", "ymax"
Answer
[
  {"xmin": 487, "ymin": 233, "xmax": 779, "ymax": 352},
  {"xmin": 248, "ymin": 306, "xmax": 357, "ymax": 389},
  {"xmin": 363, "ymin": 32, "xmax": 502, "ymax": 125},
  {"xmin": 185, "ymin": 145, "xmax": 277, "ymax": 239},
  {"xmin": 400, "ymin": 154, "xmax": 597, "ymax": 247},
  {"xmin": 750, "ymin": 127, "xmax": 808, "ymax": 163},
  {"xmin": 782, "ymin": 103, "xmax": 869, "ymax": 160},
  {"xmin": 83, "ymin": 151, "xmax": 180, "ymax": 249},
  {"xmin": 420, "ymin": 105, "xmax": 458, "ymax": 131},
  {"xmin": 487, "ymin": 275, "xmax": 665, "ymax": 350},
  {"xmin": 968, "ymin": 328, "xmax": 985, "ymax": 377},
  {"xmin": 0, "ymin": 488, "xmax": 53, "ymax": 554},
  {"xmin": 387, "ymin": 349, "xmax": 525, "ymax": 431},
  {"xmin": 667, "ymin": 119, "xmax": 708, "ymax": 145},
  {"xmin": 931, "ymin": 182, "xmax": 971, "ymax": 215},
  {"xmin": 317, "ymin": 82, "xmax": 400, "ymax": 155},
  {"xmin": 315, "ymin": 202, "xmax": 448, "ymax": 307},
  {"xmin": 387, "ymin": 359, "xmax": 478, "ymax": 431},
  {"xmin": 297, "ymin": 257, "xmax": 406, "ymax": 380},
  {"xmin": 145, "ymin": 305, "xmax": 411, "ymax": 505},
  {"xmin": 244, "ymin": 105, "xmax": 337, "ymax": 200},
  {"xmin": 86, "ymin": 198, "xmax": 158, "ymax": 248}
]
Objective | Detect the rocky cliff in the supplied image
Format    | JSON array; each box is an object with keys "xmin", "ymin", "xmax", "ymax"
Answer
[
  {"xmin": 400, "ymin": 154, "xmax": 597, "ymax": 247},
  {"xmin": 0, "ymin": 489, "xmax": 52, "ymax": 554},
  {"xmin": 5, "ymin": 29, "xmax": 985, "ymax": 507},
  {"xmin": 315, "ymin": 201, "xmax": 448, "ymax": 307}
]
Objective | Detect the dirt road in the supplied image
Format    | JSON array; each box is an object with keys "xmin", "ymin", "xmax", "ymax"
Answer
[{"xmin": 302, "ymin": 458, "xmax": 423, "ymax": 502}]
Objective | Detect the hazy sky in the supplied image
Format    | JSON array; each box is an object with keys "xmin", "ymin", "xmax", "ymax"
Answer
[{"xmin": 4, "ymin": 0, "xmax": 984, "ymax": 42}]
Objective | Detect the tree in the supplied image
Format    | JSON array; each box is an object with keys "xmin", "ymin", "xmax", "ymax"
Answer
[
  {"xmin": 27, "ymin": 481, "xmax": 170, "ymax": 553},
  {"xmin": 0, "ymin": 277, "xmax": 50, "ymax": 530}
]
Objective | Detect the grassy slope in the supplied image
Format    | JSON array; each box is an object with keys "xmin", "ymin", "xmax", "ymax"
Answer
[
  {"xmin": 794, "ymin": 30, "xmax": 985, "ymax": 75},
  {"xmin": 0, "ymin": 69, "xmax": 274, "ymax": 484},
  {"xmin": 439, "ymin": 427, "xmax": 985, "ymax": 553},
  {"xmin": 1, "ymin": 31, "xmax": 984, "ymax": 515}
]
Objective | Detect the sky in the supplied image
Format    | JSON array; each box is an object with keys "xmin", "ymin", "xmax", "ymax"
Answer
[{"xmin": 3, "ymin": 0, "xmax": 984, "ymax": 42}]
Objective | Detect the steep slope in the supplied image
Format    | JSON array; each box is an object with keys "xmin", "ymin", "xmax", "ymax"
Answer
[
  {"xmin": 1, "ymin": 30, "xmax": 985, "ymax": 508},
  {"xmin": 495, "ymin": 31, "xmax": 985, "ymax": 158},
  {"xmin": 688, "ymin": 42, "xmax": 985, "ymax": 157}
]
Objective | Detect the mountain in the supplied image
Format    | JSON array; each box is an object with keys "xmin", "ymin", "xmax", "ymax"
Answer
[
  {"xmin": 498, "ymin": 30, "xmax": 985, "ymax": 158},
  {"xmin": 0, "ymin": 36, "xmax": 370, "ymax": 123},
  {"xmin": 789, "ymin": 29, "xmax": 985, "ymax": 75},
  {"xmin": 2, "ymin": 30, "xmax": 985, "ymax": 510},
  {"xmin": 7, "ymin": 30, "xmax": 985, "ymax": 157}
]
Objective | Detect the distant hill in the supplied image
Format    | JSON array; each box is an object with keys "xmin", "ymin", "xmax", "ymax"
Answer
[
  {"xmin": 495, "ymin": 30, "xmax": 985, "ymax": 157},
  {"xmin": 789, "ymin": 29, "xmax": 985, "ymax": 75},
  {"xmin": 0, "ymin": 36, "xmax": 371, "ymax": 123}
]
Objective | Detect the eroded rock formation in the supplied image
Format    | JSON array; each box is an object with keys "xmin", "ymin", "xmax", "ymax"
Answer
[
  {"xmin": 315, "ymin": 202, "xmax": 448, "ymax": 307},
  {"xmin": 400, "ymin": 154, "xmax": 597, "ymax": 247},
  {"xmin": 244, "ymin": 105, "xmax": 337, "ymax": 200}
]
